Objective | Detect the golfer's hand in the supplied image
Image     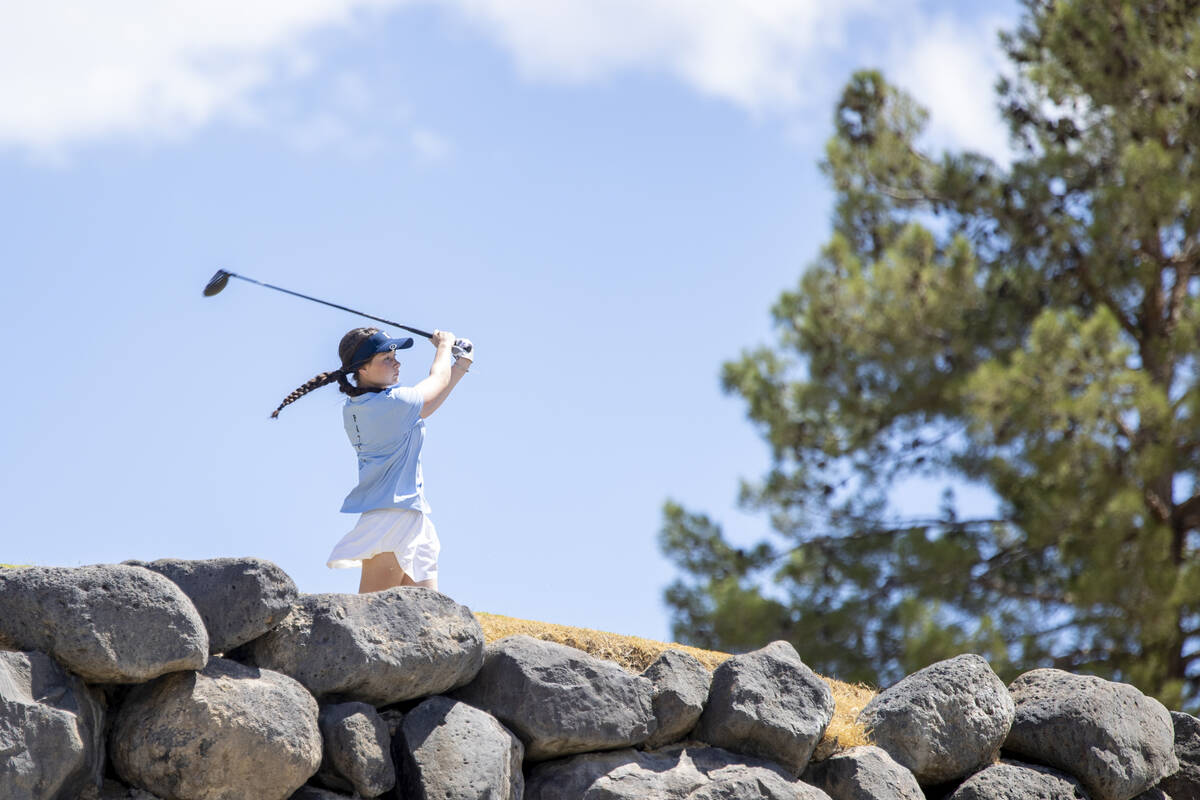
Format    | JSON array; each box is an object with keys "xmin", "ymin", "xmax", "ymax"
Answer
[
  {"xmin": 453, "ymin": 338, "xmax": 474, "ymax": 364},
  {"xmin": 431, "ymin": 330, "xmax": 456, "ymax": 349}
]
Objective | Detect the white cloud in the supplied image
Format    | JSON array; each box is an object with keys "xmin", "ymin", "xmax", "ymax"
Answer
[
  {"xmin": 446, "ymin": 0, "xmax": 883, "ymax": 112},
  {"xmin": 886, "ymin": 13, "xmax": 1016, "ymax": 162},
  {"xmin": 0, "ymin": 0, "xmax": 403, "ymax": 158},
  {"xmin": 443, "ymin": 0, "xmax": 1018, "ymax": 158},
  {"xmin": 268, "ymin": 70, "xmax": 391, "ymax": 159},
  {"xmin": 440, "ymin": 0, "xmax": 1018, "ymax": 158},
  {"xmin": 333, "ymin": 71, "xmax": 373, "ymax": 114},
  {"xmin": 287, "ymin": 111, "xmax": 381, "ymax": 157},
  {"xmin": 411, "ymin": 128, "xmax": 451, "ymax": 163},
  {"xmin": 0, "ymin": 0, "xmax": 1017, "ymax": 162}
]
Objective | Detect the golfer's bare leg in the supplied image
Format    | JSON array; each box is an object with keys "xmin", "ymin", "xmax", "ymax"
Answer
[
  {"xmin": 400, "ymin": 572, "xmax": 437, "ymax": 591},
  {"xmin": 359, "ymin": 552, "xmax": 407, "ymax": 593},
  {"xmin": 359, "ymin": 552, "xmax": 437, "ymax": 592}
]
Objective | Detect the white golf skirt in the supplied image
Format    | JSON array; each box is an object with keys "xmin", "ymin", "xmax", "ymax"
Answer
[{"xmin": 326, "ymin": 508, "xmax": 440, "ymax": 582}]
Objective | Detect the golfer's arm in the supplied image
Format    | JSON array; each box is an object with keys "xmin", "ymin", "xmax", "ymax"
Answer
[{"xmin": 415, "ymin": 345, "xmax": 465, "ymax": 418}]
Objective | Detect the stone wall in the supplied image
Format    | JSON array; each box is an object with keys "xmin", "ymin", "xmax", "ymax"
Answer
[{"xmin": 0, "ymin": 559, "xmax": 1196, "ymax": 800}]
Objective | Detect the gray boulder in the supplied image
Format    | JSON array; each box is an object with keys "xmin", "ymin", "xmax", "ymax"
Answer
[
  {"xmin": 947, "ymin": 760, "xmax": 1089, "ymax": 799},
  {"xmin": 290, "ymin": 788, "xmax": 354, "ymax": 800},
  {"xmin": 111, "ymin": 657, "xmax": 322, "ymax": 800},
  {"xmin": 1133, "ymin": 790, "xmax": 1171, "ymax": 800},
  {"xmin": 1161, "ymin": 711, "xmax": 1200, "ymax": 800},
  {"xmin": 451, "ymin": 635, "xmax": 656, "ymax": 761},
  {"xmin": 79, "ymin": 780, "xmax": 164, "ymax": 799},
  {"xmin": 397, "ymin": 696, "xmax": 524, "ymax": 799},
  {"xmin": 316, "ymin": 702, "xmax": 395, "ymax": 798},
  {"xmin": 0, "ymin": 650, "xmax": 105, "ymax": 800},
  {"xmin": 641, "ymin": 649, "xmax": 713, "ymax": 749},
  {"xmin": 689, "ymin": 772, "xmax": 829, "ymax": 799},
  {"xmin": 1004, "ymin": 668, "xmax": 1178, "ymax": 800},
  {"xmin": 235, "ymin": 587, "xmax": 483, "ymax": 705},
  {"xmin": 125, "ymin": 557, "xmax": 297, "ymax": 654},
  {"xmin": 0, "ymin": 564, "xmax": 208, "ymax": 683},
  {"xmin": 858, "ymin": 653, "xmax": 1014, "ymax": 785},
  {"xmin": 526, "ymin": 744, "xmax": 831, "ymax": 800},
  {"xmin": 803, "ymin": 745, "xmax": 924, "ymax": 800},
  {"xmin": 691, "ymin": 640, "xmax": 834, "ymax": 775}
]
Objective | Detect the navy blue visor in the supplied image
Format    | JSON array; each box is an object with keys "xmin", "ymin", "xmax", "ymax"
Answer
[{"xmin": 347, "ymin": 331, "xmax": 414, "ymax": 369}]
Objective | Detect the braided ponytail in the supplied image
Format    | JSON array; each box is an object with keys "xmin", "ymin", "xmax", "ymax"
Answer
[
  {"xmin": 270, "ymin": 370, "xmax": 343, "ymax": 418},
  {"xmin": 270, "ymin": 327, "xmax": 385, "ymax": 418},
  {"xmin": 334, "ymin": 370, "xmax": 379, "ymax": 398}
]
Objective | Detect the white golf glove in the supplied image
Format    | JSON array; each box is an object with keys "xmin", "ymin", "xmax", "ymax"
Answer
[{"xmin": 453, "ymin": 338, "xmax": 474, "ymax": 365}]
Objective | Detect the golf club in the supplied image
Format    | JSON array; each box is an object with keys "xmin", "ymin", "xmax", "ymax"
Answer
[{"xmin": 203, "ymin": 269, "xmax": 435, "ymax": 341}]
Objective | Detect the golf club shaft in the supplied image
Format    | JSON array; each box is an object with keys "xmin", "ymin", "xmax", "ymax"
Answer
[{"xmin": 226, "ymin": 272, "xmax": 434, "ymax": 340}]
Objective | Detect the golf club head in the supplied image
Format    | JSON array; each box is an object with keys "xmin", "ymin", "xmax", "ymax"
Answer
[{"xmin": 203, "ymin": 270, "xmax": 231, "ymax": 297}]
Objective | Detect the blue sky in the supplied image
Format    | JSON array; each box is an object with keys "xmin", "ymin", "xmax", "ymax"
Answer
[{"xmin": 1, "ymin": 0, "xmax": 1016, "ymax": 642}]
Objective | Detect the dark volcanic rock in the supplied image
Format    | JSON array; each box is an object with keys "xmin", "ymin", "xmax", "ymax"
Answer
[
  {"xmin": 451, "ymin": 635, "xmax": 656, "ymax": 761},
  {"xmin": 858, "ymin": 654, "xmax": 1014, "ymax": 785},
  {"xmin": 0, "ymin": 650, "xmax": 106, "ymax": 800},
  {"xmin": 1004, "ymin": 668, "xmax": 1177, "ymax": 800},
  {"xmin": 692, "ymin": 640, "xmax": 834, "ymax": 775},
  {"xmin": 125, "ymin": 557, "xmax": 297, "ymax": 654},
  {"xmin": 0, "ymin": 564, "xmax": 208, "ymax": 683},
  {"xmin": 640, "ymin": 648, "xmax": 712, "ymax": 749},
  {"xmin": 289, "ymin": 788, "xmax": 354, "ymax": 800},
  {"xmin": 947, "ymin": 760, "xmax": 1088, "ymax": 799},
  {"xmin": 79, "ymin": 780, "xmax": 164, "ymax": 799},
  {"xmin": 235, "ymin": 587, "xmax": 483, "ymax": 705},
  {"xmin": 804, "ymin": 745, "xmax": 924, "ymax": 800},
  {"xmin": 111, "ymin": 657, "xmax": 321, "ymax": 800},
  {"xmin": 526, "ymin": 744, "xmax": 832, "ymax": 800},
  {"xmin": 316, "ymin": 701, "xmax": 395, "ymax": 798},
  {"xmin": 398, "ymin": 696, "xmax": 524, "ymax": 799},
  {"xmin": 1161, "ymin": 711, "xmax": 1200, "ymax": 800}
]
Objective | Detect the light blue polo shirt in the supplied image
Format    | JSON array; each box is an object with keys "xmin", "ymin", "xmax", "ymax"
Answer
[{"xmin": 339, "ymin": 386, "xmax": 430, "ymax": 514}]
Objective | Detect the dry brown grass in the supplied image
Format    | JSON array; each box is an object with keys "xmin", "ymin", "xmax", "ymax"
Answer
[{"xmin": 474, "ymin": 611, "xmax": 874, "ymax": 759}]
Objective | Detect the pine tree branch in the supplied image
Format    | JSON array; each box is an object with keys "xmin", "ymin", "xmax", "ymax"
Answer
[
  {"xmin": 871, "ymin": 182, "xmax": 947, "ymax": 206},
  {"xmin": 885, "ymin": 517, "xmax": 1012, "ymax": 528},
  {"xmin": 974, "ymin": 574, "xmax": 1066, "ymax": 605},
  {"xmin": 1114, "ymin": 415, "xmax": 1138, "ymax": 445},
  {"xmin": 1175, "ymin": 494, "xmax": 1200, "ymax": 533},
  {"xmin": 1031, "ymin": 616, "xmax": 1095, "ymax": 638},
  {"xmin": 1146, "ymin": 488, "xmax": 1173, "ymax": 524},
  {"xmin": 1052, "ymin": 647, "xmax": 1127, "ymax": 672},
  {"xmin": 1137, "ymin": 229, "xmax": 1173, "ymax": 385},
  {"xmin": 1069, "ymin": 247, "xmax": 1142, "ymax": 340},
  {"xmin": 807, "ymin": 516, "xmax": 1013, "ymax": 539},
  {"xmin": 768, "ymin": 516, "xmax": 1014, "ymax": 567},
  {"xmin": 1165, "ymin": 239, "xmax": 1198, "ymax": 333},
  {"xmin": 968, "ymin": 542, "xmax": 1076, "ymax": 606}
]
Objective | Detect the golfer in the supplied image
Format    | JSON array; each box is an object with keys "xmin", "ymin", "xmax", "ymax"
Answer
[{"xmin": 271, "ymin": 327, "xmax": 472, "ymax": 593}]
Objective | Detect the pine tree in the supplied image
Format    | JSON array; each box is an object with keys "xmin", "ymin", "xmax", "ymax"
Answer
[{"xmin": 661, "ymin": 0, "xmax": 1200, "ymax": 709}]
